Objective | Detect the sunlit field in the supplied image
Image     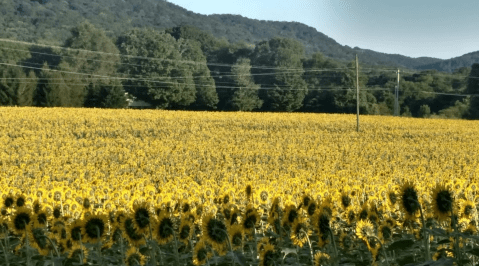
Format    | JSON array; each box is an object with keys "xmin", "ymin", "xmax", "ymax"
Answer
[{"xmin": 1, "ymin": 107, "xmax": 478, "ymax": 266}]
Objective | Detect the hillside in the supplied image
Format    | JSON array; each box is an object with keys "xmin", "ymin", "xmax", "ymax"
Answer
[{"xmin": 0, "ymin": 0, "xmax": 477, "ymax": 71}]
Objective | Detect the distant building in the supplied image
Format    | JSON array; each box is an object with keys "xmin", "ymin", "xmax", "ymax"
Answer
[{"xmin": 125, "ymin": 93, "xmax": 154, "ymax": 109}]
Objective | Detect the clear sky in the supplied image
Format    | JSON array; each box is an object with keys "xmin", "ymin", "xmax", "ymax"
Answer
[{"xmin": 166, "ymin": 0, "xmax": 479, "ymax": 60}]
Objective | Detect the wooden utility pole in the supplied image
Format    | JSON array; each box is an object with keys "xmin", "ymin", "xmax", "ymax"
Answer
[
  {"xmin": 356, "ymin": 54, "xmax": 359, "ymax": 132},
  {"xmin": 395, "ymin": 69, "xmax": 400, "ymax": 116}
]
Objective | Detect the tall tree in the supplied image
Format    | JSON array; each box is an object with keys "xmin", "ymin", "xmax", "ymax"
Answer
[
  {"xmin": 177, "ymin": 39, "xmax": 218, "ymax": 110},
  {"xmin": 60, "ymin": 21, "xmax": 126, "ymax": 107},
  {"xmin": 251, "ymin": 37, "xmax": 307, "ymax": 112},
  {"xmin": 0, "ymin": 41, "xmax": 37, "ymax": 106},
  {"xmin": 117, "ymin": 28, "xmax": 196, "ymax": 109},
  {"xmin": 465, "ymin": 63, "xmax": 479, "ymax": 119},
  {"xmin": 229, "ymin": 58, "xmax": 262, "ymax": 111},
  {"xmin": 35, "ymin": 63, "xmax": 72, "ymax": 107}
]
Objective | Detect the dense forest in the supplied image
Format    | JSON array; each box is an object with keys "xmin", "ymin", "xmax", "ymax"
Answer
[
  {"xmin": 1, "ymin": 0, "xmax": 478, "ymax": 71},
  {"xmin": 0, "ymin": 0, "xmax": 479, "ymax": 118}
]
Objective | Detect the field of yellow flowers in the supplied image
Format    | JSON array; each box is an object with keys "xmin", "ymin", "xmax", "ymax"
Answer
[{"xmin": 0, "ymin": 107, "xmax": 478, "ymax": 266}]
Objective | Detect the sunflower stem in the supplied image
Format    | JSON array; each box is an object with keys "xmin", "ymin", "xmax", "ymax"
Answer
[
  {"xmin": 40, "ymin": 235, "xmax": 59, "ymax": 257},
  {"xmin": 0, "ymin": 228, "xmax": 9, "ymax": 266},
  {"xmin": 24, "ymin": 223, "xmax": 31, "ymax": 266},
  {"xmin": 79, "ymin": 232, "xmax": 85, "ymax": 265},
  {"xmin": 220, "ymin": 228, "xmax": 235, "ymax": 266},
  {"xmin": 119, "ymin": 235, "xmax": 126, "ymax": 266},
  {"xmin": 451, "ymin": 214, "xmax": 462, "ymax": 265},
  {"xmin": 368, "ymin": 235, "xmax": 390, "ymax": 266},
  {"xmin": 328, "ymin": 228, "xmax": 338, "ymax": 266},
  {"xmin": 95, "ymin": 225, "xmax": 103, "ymax": 265},
  {"xmin": 303, "ymin": 229, "xmax": 314, "ymax": 265},
  {"xmin": 171, "ymin": 227, "xmax": 181, "ymax": 266},
  {"xmin": 147, "ymin": 223, "xmax": 157, "ymax": 266},
  {"xmin": 417, "ymin": 203, "xmax": 430, "ymax": 261}
]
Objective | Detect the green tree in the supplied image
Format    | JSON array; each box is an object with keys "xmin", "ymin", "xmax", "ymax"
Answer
[
  {"xmin": 251, "ymin": 37, "xmax": 307, "ymax": 112},
  {"xmin": 60, "ymin": 21, "xmax": 125, "ymax": 107},
  {"xmin": 177, "ymin": 39, "xmax": 218, "ymax": 110},
  {"xmin": 418, "ymin": 104, "xmax": 431, "ymax": 118},
  {"xmin": 117, "ymin": 28, "xmax": 196, "ymax": 109},
  {"xmin": 465, "ymin": 63, "xmax": 479, "ymax": 119},
  {"xmin": 228, "ymin": 58, "xmax": 262, "ymax": 111},
  {"xmin": 35, "ymin": 63, "xmax": 72, "ymax": 107},
  {"xmin": 0, "ymin": 41, "xmax": 37, "ymax": 106}
]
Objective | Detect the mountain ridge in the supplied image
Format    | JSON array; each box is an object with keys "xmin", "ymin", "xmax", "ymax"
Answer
[{"xmin": 0, "ymin": 0, "xmax": 477, "ymax": 71}]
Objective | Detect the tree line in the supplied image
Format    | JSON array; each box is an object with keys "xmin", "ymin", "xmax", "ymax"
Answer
[{"xmin": 1, "ymin": 22, "xmax": 478, "ymax": 119}]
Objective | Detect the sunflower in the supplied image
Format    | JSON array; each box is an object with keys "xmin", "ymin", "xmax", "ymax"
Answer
[
  {"xmin": 153, "ymin": 212, "xmax": 175, "ymax": 245},
  {"xmin": 9, "ymin": 206, "xmax": 33, "ymax": 235},
  {"xmin": 121, "ymin": 215, "xmax": 145, "ymax": 247},
  {"xmin": 282, "ymin": 203, "xmax": 298, "ymax": 229},
  {"xmin": 202, "ymin": 213, "xmax": 228, "ymax": 253},
  {"xmin": 458, "ymin": 199, "xmax": 475, "ymax": 220},
  {"xmin": 339, "ymin": 231, "xmax": 354, "ymax": 250},
  {"xmin": 355, "ymin": 219, "xmax": 374, "ymax": 242},
  {"xmin": 33, "ymin": 209, "xmax": 49, "ymax": 228},
  {"xmin": 256, "ymin": 185, "xmax": 270, "ymax": 206},
  {"xmin": 2, "ymin": 192, "xmax": 15, "ymax": 209},
  {"xmin": 83, "ymin": 213, "xmax": 109, "ymax": 244},
  {"xmin": 27, "ymin": 226, "xmax": 50, "ymax": 256},
  {"xmin": 313, "ymin": 251, "xmax": 331, "ymax": 266},
  {"xmin": 399, "ymin": 180, "xmax": 421, "ymax": 220},
  {"xmin": 431, "ymin": 182, "xmax": 454, "ymax": 222},
  {"xmin": 314, "ymin": 209, "xmax": 331, "ymax": 241},
  {"xmin": 290, "ymin": 217, "xmax": 311, "ymax": 248},
  {"xmin": 125, "ymin": 246, "xmax": 146, "ymax": 266},
  {"xmin": 15, "ymin": 194, "xmax": 28, "ymax": 208},
  {"xmin": 68, "ymin": 219, "xmax": 84, "ymax": 244},
  {"xmin": 340, "ymin": 189, "xmax": 352, "ymax": 210},
  {"xmin": 192, "ymin": 239, "xmax": 212, "ymax": 266},
  {"xmin": 242, "ymin": 205, "xmax": 260, "ymax": 236},
  {"xmin": 228, "ymin": 224, "xmax": 244, "ymax": 250},
  {"xmin": 178, "ymin": 217, "xmax": 193, "ymax": 245},
  {"xmin": 132, "ymin": 200, "xmax": 153, "ymax": 235},
  {"xmin": 378, "ymin": 222, "xmax": 393, "ymax": 243},
  {"xmin": 258, "ymin": 243, "xmax": 276, "ymax": 266},
  {"xmin": 306, "ymin": 200, "xmax": 317, "ymax": 217},
  {"xmin": 67, "ymin": 242, "xmax": 89, "ymax": 264}
]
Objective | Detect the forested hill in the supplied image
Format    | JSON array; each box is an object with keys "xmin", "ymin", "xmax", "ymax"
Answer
[
  {"xmin": 1, "ymin": 0, "xmax": 477, "ymax": 71},
  {"xmin": 416, "ymin": 51, "xmax": 479, "ymax": 72}
]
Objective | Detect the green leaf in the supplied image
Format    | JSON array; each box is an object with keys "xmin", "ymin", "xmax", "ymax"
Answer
[
  {"xmin": 386, "ymin": 239, "xmax": 415, "ymax": 252},
  {"xmin": 466, "ymin": 247, "xmax": 479, "ymax": 257},
  {"xmin": 436, "ymin": 238, "xmax": 451, "ymax": 245}
]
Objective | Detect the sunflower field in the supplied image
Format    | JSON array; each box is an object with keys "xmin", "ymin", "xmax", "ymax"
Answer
[{"xmin": 1, "ymin": 107, "xmax": 479, "ymax": 266}]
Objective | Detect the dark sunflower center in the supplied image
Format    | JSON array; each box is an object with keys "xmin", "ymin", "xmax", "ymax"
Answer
[
  {"xmin": 71, "ymin": 226, "xmax": 82, "ymax": 241},
  {"xmin": 303, "ymin": 196, "xmax": 310, "ymax": 207},
  {"xmin": 84, "ymin": 218, "xmax": 105, "ymax": 239},
  {"xmin": 359, "ymin": 209, "xmax": 368, "ymax": 220},
  {"xmin": 341, "ymin": 195, "xmax": 351, "ymax": 208},
  {"xmin": 37, "ymin": 213, "xmax": 47, "ymax": 225},
  {"xmin": 61, "ymin": 228, "xmax": 67, "ymax": 239},
  {"xmin": 294, "ymin": 223, "xmax": 306, "ymax": 238},
  {"xmin": 436, "ymin": 190, "xmax": 453, "ymax": 213},
  {"xmin": 288, "ymin": 209, "xmax": 298, "ymax": 223},
  {"xmin": 232, "ymin": 233, "xmax": 242, "ymax": 246},
  {"xmin": 124, "ymin": 218, "xmax": 142, "ymax": 241},
  {"xmin": 206, "ymin": 218, "xmax": 227, "ymax": 243},
  {"xmin": 197, "ymin": 247, "xmax": 208, "ymax": 262},
  {"xmin": 4, "ymin": 197, "xmax": 14, "ymax": 208},
  {"xmin": 179, "ymin": 225, "xmax": 190, "ymax": 240},
  {"xmin": 231, "ymin": 213, "xmax": 239, "ymax": 225},
  {"xmin": 260, "ymin": 191, "xmax": 268, "ymax": 202},
  {"xmin": 13, "ymin": 212, "xmax": 31, "ymax": 230},
  {"xmin": 16, "ymin": 197, "xmax": 25, "ymax": 207},
  {"xmin": 83, "ymin": 198, "xmax": 90, "ymax": 209},
  {"xmin": 307, "ymin": 202, "xmax": 317, "ymax": 216},
  {"xmin": 53, "ymin": 208, "xmax": 61, "ymax": 219},
  {"xmin": 243, "ymin": 214, "xmax": 257, "ymax": 230},
  {"xmin": 183, "ymin": 203, "xmax": 190, "ymax": 213},
  {"xmin": 246, "ymin": 185, "xmax": 252, "ymax": 197},
  {"xmin": 127, "ymin": 253, "xmax": 142, "ymax": 266},
  {"xmin": 348, "ymin": 210, "xmax": 355, "ymax": 223},
  {"xmin": 33, "ymin": 203, "xmax": 41, "ymax": 214},
  {"xmin": 223, "ymin": 209, "xmax": 231, "ymax": 220},
  {"xmin": 32, "ymin": 228, "xmax": 48, "ymax": 249},
  {"xmin": 158, "ymin": 217, "xmax": 174, "ymax": 239},
  {"xmin": 318, "ymin": 214, "xmax": 330, "ymax": 235},
  {"xmin": 465, "ymin": 205, "xmax": 473, "ymax": 216},
  {"xmin": 381, "ymin": 226, "xmax": 392, "ymax": 240},
  {"xmin": 402, "ymin": 187, "xmax": 419, "ymax": 214},
  {"xmin": 134, "ymin": 208, "xmax": 150, "ymax": 229}
]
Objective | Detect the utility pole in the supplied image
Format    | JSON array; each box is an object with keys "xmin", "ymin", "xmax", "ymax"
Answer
[
  {"xmin": 356, "ymin": 54, "xmax": 359, "ymax": 132},
  {"xmin": 395, "ymin": 69, "xmax": 400, "ymax": 116}
]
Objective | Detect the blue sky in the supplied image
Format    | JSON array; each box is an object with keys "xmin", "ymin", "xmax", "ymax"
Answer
[{"xmin": 166, "ymin": 0, "xmax": 479, "ymax": 60}]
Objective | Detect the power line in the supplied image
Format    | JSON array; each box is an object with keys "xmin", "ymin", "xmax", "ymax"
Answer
[{"xmin": 0, "ymin": 38, "xmax": 352, "ymax": 72}]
